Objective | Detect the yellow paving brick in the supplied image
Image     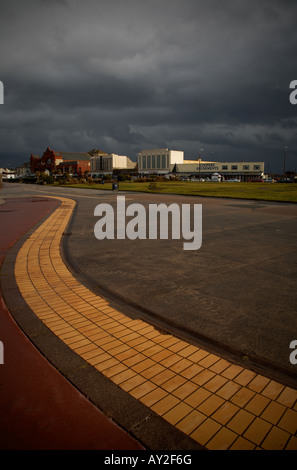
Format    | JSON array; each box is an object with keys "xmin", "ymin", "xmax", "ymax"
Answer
[
  {"xmin": 176, "ymin": 409, "xmax": 207, "ymax": 435},
  {"xmin": 230, "ymin": 387, "xmax": 255, "ymax": 407},
  {"xmin": 285, "ymin": 435, "xmax": 297, "ymax": 450},
  {"xmin": 170, "ymin": 358, "xmax": 192, "ymax": 374},
  {"xmin": 243, "ymin": 417, "xmax": 272, "ymax": 446},
  {"xmin": 163, "ymin": 402, "xmax": 193, "ymax": 426},
  {"xmin": 157, "ymin": 336, "xmax": 179, "ymax": 348},
  {"xmin": 190, "ymin": 418, "xmax": 221, "ymax": 446},
  {"xmin": 247, "ymin": 375, "xmax": 271, "ymax": 393},
  {"xmin": 260, "ymin": 401, "xmax": 286, "ymax": 425},
  {"xmin": 184, "ymin": 388, "xmax": 212, "ymax": 408},
  {"xmin": 108, "ymin": 344, "xmax": 131, "ymax": 356},
  {"xmin": 209, "ymin": 358, "xmax": 230, "ymax": 374},
  {"xmin": 129, "ymin": 381, "xmax": 157, "ymax": 399},
  {"xmin": 244, "ymin": 394, "xmax": 270, "ymax": 416},
  {"xmin": 168, "ymin": 341, "xmax": 189, "ymax": 353},
  {"xmin": 197, "ymin": 394, "xmax": 225, "ymax": 416},
  {"xmin": 203, "ymin": 374, "xmax": 228, "ymax": 393},
  {"xmin": 198, "ymin": 354, "xmax": 220, "ymax": 368},
  {"xmin": 233, "ymin": 369, "xmax": 256, "ymax": 386},
  {"xmin": 261, "ymin": 426, "xmax": 290, "ymax": 450},
  {"xmin": 74, "ymin": 343, "xmax": 98, "ymax": 355},
  {"xmin": 102, "ymin": 363, "xmax": 128, "ymax": 379},
  {"xmin": 141, "ymin": 364, "xmax": 166, "ymax": 380},
  {"xmin": 229, "ymin": 436, "xmax": 256, "ymax": 450},
  {"xmin": 160, "ymin": 354, "xmax": 181, "ymax": 368},
  {"xmin": 191, "ymin": 369, "xmax": 216, "ymax": 386},
  {"xmin": 142, "ymin": 344, "xmax": 164, "ymax": 357},
  {"xmin": 140, "ymin": 388, "xmax": 168, "ymax": 407},
  {"xmin": 132, "ymin": 358, "xmax": 155, "ymax": 373},
  {"xmin": 216, "ymin": 377, "xmax": 241, "ymax": 400},
  {"xmin": 95, "ymin": 358, "xmax": 119, "ymax": 372},
  {"xmin": 180, "ymin": 363, "xmax": 203, "ymax": 380},
  {"xmin": 211, "ymin": 401, "xmax": 240, "ymax": 426},
  {"xmin": 120, "ymin": 374, "xmax": 147, "ymax": 392},
  {"xmin": 206, "ymin": 426, "xmax": 237, "ymax": 450},
  {"xmin": 88, "ymin": 352, "xmax": 111, "ymax": 366},
  {"xmin": 276, "ymin": 387, "xmax": 297, "ymax": 407},
  {"xmin": 178, "ymin": 345, "xmax": 199, "ymax": 358},
  {"xmin": 172, "ymin": 381, "xmax": 199, "ymax": 400},
  {"xmin": 187, "ymin": 349, "xmax": 209, "ymax": 363},
  {"xmin": 122, "ymin": 353, "xmax": 146, "ymax": 367},
  {"xmin": 150, "ymin": 349, "xmax": 172, "ymax": 362},
  {"xmin": 151, "ymin": 394, "xmax": 180, "ymax": 416},
  {"xmin": 277, "ymin": 408, "xmax": 297, "ymax": 434},
  {"xmin": 151, "ymin": 369, "xmax": 176, "ymax": 386},
  {"xmin": 161, "ymin": 375, "xmax": 187, "ymax": 393},
  {"xmin": 226, "ymin": 409, "xmax": 255, "ymax": 434},
  {"xmin": 221, "ymin": 364, "xmax": 243, "ymax": 380}
]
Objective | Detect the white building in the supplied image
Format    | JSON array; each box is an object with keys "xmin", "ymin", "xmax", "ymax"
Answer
[
  {"xmin": 137, "ymin": 149, "xmax": 265, "ymax": 181},
  {"xmin": 138, "ymin": 148, "xmax": 184, "ymax": 174},
  {"xmin": 174, "ymin": 159, "xmax": 265, "ymax": 181},
  {"xmin": 90, "ymin": 152, "xmax": 136, "ymax": 174}
]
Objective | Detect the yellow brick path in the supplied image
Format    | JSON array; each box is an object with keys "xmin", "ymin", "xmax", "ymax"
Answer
[{"xmin": 14, "ymin": 196, "xmax": 297, "ymax": 450}]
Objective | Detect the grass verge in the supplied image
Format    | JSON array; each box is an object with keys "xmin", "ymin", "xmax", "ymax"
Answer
[{"xmin": 58, "ymin": 181, "xmax": 297, "ymax": 203}]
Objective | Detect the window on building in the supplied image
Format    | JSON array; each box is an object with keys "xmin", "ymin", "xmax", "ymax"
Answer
[
  {"xmin": 157, "ymin": 155, "xmax": 160, "ymax": 168},
  {"xmin": 222, "ymin": 165, "xmax": 228, "ymax": 170},
  {"xmin": 142, "ymin": 155, "xmax": 146, "ymax": 169},
  {"xmin": 231, "ymin": 165, "xmax": 238, "ymax": 170},
  {"xmin": 253, "ymin": 165, "xmax": 260, "ymax": 170},
  {"xmin": 162, "ymin": 155, "xmax": 166, "ymax": 169},
  {"xmin": 243, "ymin": 165, "xmax": 250, "ymax": 170},
  {"xmin": 147, "ymin": 155, "xmax": 151, "ymax": 169},
  {"xmin": 152, "ymin": 155, "xmax": 156, "ymax": 168}
]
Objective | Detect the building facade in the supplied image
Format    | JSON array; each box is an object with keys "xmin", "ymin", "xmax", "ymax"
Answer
[
  {"xmin": 138, "ymin": 148, "xmax": 184, "ymax": 174},
  {"xmin": 173, "ymin": 160, "xmax": 265, "ymax": 181},
  {"xmin": 90, "ymin": 153, "xmax": 137, "ymax": 175},
  {"xmin": 30, "ymin": 147, "xmax": 91, "ymax": 176},
  {"xmin": 137, "ymin": 148, "xmax": 265, "ymax": 181}
]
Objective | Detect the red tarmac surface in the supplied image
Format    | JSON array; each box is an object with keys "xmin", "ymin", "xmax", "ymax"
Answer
[{"xmin": 0, "ymin": 197, "xmax": 144, "ymax": 450}]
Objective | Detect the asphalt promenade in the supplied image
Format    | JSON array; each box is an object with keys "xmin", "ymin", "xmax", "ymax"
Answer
[{"xmin": 0, "ymin": 186, "xmax": 297, "ymax": 450}]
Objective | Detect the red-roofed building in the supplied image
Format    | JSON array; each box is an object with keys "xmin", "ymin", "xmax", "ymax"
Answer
[{"xmin": 30, "ymin": 147, "xmax": 91, "ymax": 176}]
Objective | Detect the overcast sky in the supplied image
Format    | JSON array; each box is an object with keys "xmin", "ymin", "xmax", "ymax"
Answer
[{"xmin": 0, "ymin": 0, "xmax": 297, "ymax": 172}]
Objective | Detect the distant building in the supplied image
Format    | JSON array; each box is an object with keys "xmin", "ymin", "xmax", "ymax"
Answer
[
  {"xmin": 137, "ymin": 148, "xmax": 265, "ymax": 181},
  {"xmin": 138, "ymin": 148, "xmax": 184, "ymax": 174},
  {"xmin": 0, "ymin": 168, "xmax": 17, "ymax": 179},
  {"xmin": 90, "ymin": 152, "xmax": 137, "ymax": 175},
  {"xmin": 16, "ymin": 163, "xmax": 30, "ymax": 177},
  {"xmin": 174, "ymin": 159, "xmax": 265, "ymax": 181},
  {"xmin": 30, "ymin": 147, "xmax": 91, "ymax": 176}
]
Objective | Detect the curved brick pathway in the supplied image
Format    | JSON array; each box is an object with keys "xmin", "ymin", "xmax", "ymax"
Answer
[{"xmin": 14, "ymin": 196, "xmax": 297, "ymax": 450}]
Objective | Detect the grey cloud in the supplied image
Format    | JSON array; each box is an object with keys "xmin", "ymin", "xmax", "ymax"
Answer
[{"xmin": 0, "ymin": 0, "xmax": 296, "ymax": 171}]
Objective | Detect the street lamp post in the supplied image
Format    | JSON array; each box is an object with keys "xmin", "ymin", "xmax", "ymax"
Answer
[{"xmin": 198, "ymin": 149, "xmax": 203, "ymax": 180}]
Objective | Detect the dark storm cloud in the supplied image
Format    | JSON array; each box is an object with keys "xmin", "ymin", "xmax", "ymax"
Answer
[{"xmin": 0, "ymin": 0, "xmax": 297, "ymax": 171}]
